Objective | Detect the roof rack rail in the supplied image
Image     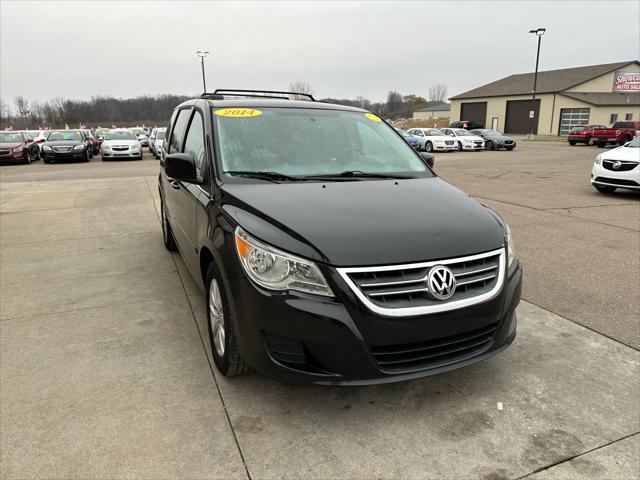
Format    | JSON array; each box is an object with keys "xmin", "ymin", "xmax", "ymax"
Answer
[
  {"xmin": 212, "ymin": 89, "xmax": 316, "ymax": 101},
  {"xmin": 200, "ymin": 93, "xmax": 225, "ymax": 100}
]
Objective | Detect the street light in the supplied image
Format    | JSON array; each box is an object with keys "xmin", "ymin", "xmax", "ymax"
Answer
[
  {"xmin": 528, "ymin": 28, "xmax": 546, "ymax": 136},
  {"xmin": 196, "ymin": 50, "xmax": 210, "ymax": 93}
]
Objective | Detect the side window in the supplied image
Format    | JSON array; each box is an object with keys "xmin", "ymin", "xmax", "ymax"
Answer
[
  {"xmin": 183, "ymin": 110, "xmax": 205, "ymax": 178},
  {"xmin": 415, "ymin": 130, "xmax": 423, "ymax": 136},
  {"xmin": 609, "ymin": 113, "xmax": 618, "ymax": 125},
  {"xmin": 168, "ymin": 108, "xmax": 192, "ymax": 153},
  {"xmin": 625, "ymin": 113, "xmax": 633, "ymax": 121}
]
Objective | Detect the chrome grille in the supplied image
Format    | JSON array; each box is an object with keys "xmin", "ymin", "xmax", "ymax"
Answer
[
  {"xmin": 112, "ymin": 145, "xmax": 129, "ymax": 151},
  {"xmin": 603, "ymin": 159, "xmax": 639, "ymax": 172},
  {"xmin": 53, "ymin": 146, "xmax": 72, "ymax": 153},
  {"xmin": 338, "ymin": 248, "xmax": 505, "ymax": 317},
  {"xmin": 445, "ymin": 140, "xmax": 454, "ymax": 145},
  {"xmin": 0, "ymin": 149, "xmax": 10, "ymax": 156}
]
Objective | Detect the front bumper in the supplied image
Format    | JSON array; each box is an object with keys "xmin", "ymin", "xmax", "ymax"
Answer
[
  {"xmin": 42, "ymin": 149, "xmax": 87, "ymax": 161},
  {"xmin": 433, "ymin": 143, "xmax": 457, "ymax": 151},
  {"xmin": 591, "ymin": 162, "xmax": 640, "ymax": 190},
  {"xmin": 101, "ymin": 147, "xmax": 141, "ymax": 159},
  {"xmin": 0, "ymin": 150, "xmax": 28, "ymax": 162},
  {"xmin": 461, "ymin": 143, "xmax": 484, "ymax": 151},
  {"xmin": 226, "ymin": 257, "xmax": 522, "ymax": 385}
]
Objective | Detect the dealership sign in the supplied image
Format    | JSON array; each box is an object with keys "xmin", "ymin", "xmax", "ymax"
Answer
[{"xmin": 613, "ymin": 71, "xmax": 640, "ymax": 91}]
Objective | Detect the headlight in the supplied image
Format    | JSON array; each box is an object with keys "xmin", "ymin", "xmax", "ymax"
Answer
[
  {"xmin": 235, "ymin": 227, "xmax": 333, "ymax": 297},
  {"xmin": 73, "ymin": 145, "xmax": 85, "ymax": 151},
  {"xmin": 595, "ymin": 154, "xmax": 602, "ymax": 165},
  {"xmin": 505, "ymin": 223, "xmax": 516, "ymax": 267},
  {"xmin": 42, "ymin": 145, "xmax": 52, "ymax": 151},
  {"xmin": 102, "ymin": 144, "xmax": 111, "ymax": 150}
]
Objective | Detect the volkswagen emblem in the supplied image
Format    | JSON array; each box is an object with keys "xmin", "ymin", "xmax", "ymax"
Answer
[
  {"xmin": 612, "ymin": 161, "xmax": 622, "ymax": 170},
  {"xmin": 427, "ymin": 265, "xmax": 456, "ymax": 300}
]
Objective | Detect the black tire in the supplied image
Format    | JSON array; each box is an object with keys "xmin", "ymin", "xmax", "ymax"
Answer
[
  {"xmin": 24, "ymin": 152, "xmax": 32, "ymax": 165},
  {"xmin": 506, "ymin": 147, "xmax": 515, "ymax": 151},
  {"xmin": 569, "ymin": 141, "xmax": 576, "ymax": 146},
  {"xmin": 485, "ymin": 140, "xmax": 494, "ymax": 150},
  {"xmin": 35, "ymin": 149, "xmax": 41, "ymax": 162},
  {"xmin": 594, "ymin": 185, "xmax": 616, "ymax": 194},
  {"xmin": 620, "ymin": 137, "xmax": 631, "ymax": 146},
  {"xmin": 101, "ymin": 156, "xmax": 107, "ymax": 161},
  {"xmin": 205, "ymin": 262, "xmax": 251, "ymax": 377},
  {"xmin": 160, "ymin": 197, "xmax": 178, "ymax": 251},
  {"xmin": 597, "ymin": 142, "xmax": 606, "ymax": 148},
  {"xmin": 457, "ymin": 141, "xmax": 463, "ymax": 151},
  {"xmin": 43, "ymin": 158, "xmax": 52, "ymax": 164},
  {"xmin": 425, "ymin": 141, "xmax": 433, "ymax": 153},
  {"xmin": 83, "ymin": 150, "xmax": 90, "ymax": 162}
]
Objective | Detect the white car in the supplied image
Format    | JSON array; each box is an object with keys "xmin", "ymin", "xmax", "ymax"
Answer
[
  {"xmin": 148, "ymin": 128, "xmax": 158, "ymax": 153},
  {"xmin": 591, "ymin": 136, "xmax": 640, "ymax": 193},
  {"xmin": 440, "ymin": 128, "xmax": 485, "ymax": 151},
  {"xmin": 407, "ymin": 128, "xmax": 458, "ymax": 152},
  {"xmin": 100, "ymin": 129, "xmax": 142, "ymax": 160},
  {"xmin": 152, "ymin": 128, "xmax": 166, "ymax": 159},
  {"xmin": 25, "ymin": 130, "xmax": 49, "ymax": 151}
]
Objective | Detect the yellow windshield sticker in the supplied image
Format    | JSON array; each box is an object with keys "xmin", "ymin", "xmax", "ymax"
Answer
[
  {"xmin": 214, "ymin": 108, "xmax": 263, "ymax": 118},
  {"xmin": 365, "ymin": 112, "xmax": 382, "ymax": 122}
]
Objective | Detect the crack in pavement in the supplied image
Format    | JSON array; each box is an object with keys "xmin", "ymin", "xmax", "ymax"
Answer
[{"xmin": 514, "ymin": 431, "xmax": 640, "ymax": 480}]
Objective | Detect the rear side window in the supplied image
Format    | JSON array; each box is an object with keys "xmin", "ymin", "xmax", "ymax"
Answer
[
  {"xmin": 612, "ymin": 121, "xmax": 632, "ymax": 129},
  {"xmin": 168, "ymin": 108, "xmax": 192, "ymax": 153}
]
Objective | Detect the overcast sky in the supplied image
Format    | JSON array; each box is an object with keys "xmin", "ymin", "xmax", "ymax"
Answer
[{"xmin": 1, "ymin": 0, "xmax": 639, "ymax": 104}]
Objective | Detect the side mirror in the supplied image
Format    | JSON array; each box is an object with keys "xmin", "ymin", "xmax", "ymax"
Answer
[
  {"xmin": 165, "ymin": 153, "xmax": 199, "ymax": 183},
  {"xmin": 419, "ymin": 152, "xmax": 435, "ymax": 169}
]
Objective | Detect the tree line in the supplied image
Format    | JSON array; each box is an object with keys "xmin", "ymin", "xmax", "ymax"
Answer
[{"xmin": 0, "ymin": 83, "xmax": 448, "ymax": 129}]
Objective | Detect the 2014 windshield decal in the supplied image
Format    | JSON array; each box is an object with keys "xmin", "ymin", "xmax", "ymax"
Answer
[{"xmin": 214, "ymin": 108, "xmax": 263, "ymax": 118}]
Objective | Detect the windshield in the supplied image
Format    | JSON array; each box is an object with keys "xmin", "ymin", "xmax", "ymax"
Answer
[
  {"xmin": 95, "ymin": 128, "xmax": 109, "ymax": 136},
  {"xmin": 213, "ymin": 108, "xmax": 430, "ymax": 178},
  {"xmin": 131, "ymin": 128, "xmax": 145, "ymax": 135},
  {"xmin": 47, "ymin": 131, "xmax": 82, "ymax": 141},
  {"xmin": 453, "ymin": 129, "xmax": 473, "ymax": 136},
  {"xmin": 481, "ymin": 129, "xmax": 500, "ymax": 135},
  {"xmin": 156, "ymin": 131, "xmax": 166, "ymax": 140},
  {"xmin": 424, "ymin": 129, "xmax": 443, "ymax": 136},
  {"xmin": 0, "ymin": 132, "xmax": 23, "ymax": 142},
  {"xmin": 625, "ymin": 137, "xmax": 640, "ymax": 148},
  {"xmin": 105, "ymin": 130, "xmax": 136, "ymax": 140},
  {"xmin": 26, "ymin": 130, "xmax": 42, "ymax": 137}
]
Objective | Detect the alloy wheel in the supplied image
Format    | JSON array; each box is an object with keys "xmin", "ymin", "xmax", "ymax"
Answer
[{"xmin": 209, "ymin": 279, "xmax": 226, "ymax": 357}]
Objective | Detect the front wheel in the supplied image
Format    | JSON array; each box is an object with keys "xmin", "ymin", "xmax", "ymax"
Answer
[
  {"xmin": 25, "ymin": 152, "xmax": 32, "ymax": 165},
  {"xmin": 597, "ymin": 142, "xmax": 606, "ymax": 148},
  {"xmin": 594, "ymin": 185, "xmax": 616, "ymax": 194},
  {"xmin": 425, "ymin": 141, "xmax": 433, "ymax": 153},
  {"xmin": 485, "ymin": 140, "xmax": 494, "ymax": 150},
  {"xmin": 569, "ymin": 141, "xmax": 576, "ymax": 146},
  {"xmin": 457, "ymin": 141, "xmax": 463, "ymax": 151},
  {"xmin": 160, "ymin": 198, "xmax": 178, "ymax": 251},
  {"xmin": 506, "ymin": 147, "xmax": 515, "ymax": 151},
  {"xmin": 206, "ymin": 262, "xmax": 251, "ymax": 377}
]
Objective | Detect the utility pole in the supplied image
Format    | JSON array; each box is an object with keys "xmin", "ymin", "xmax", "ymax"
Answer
[
  {"xmin": 196, "ymin": 50, "xmax": 210, "ymax": 93},
  {"xmin": 528, "ymin": 28, "xmax": 546, "ymax": 137}
]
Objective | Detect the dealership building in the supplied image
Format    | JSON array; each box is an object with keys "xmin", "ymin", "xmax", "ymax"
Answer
[
  {"xmin": 449, "ymin": 60, "xmax": 640, "ymax": 135},
  {"xmin": 412, "ymin": 103, "xmax": 450, "ymax": 120}
]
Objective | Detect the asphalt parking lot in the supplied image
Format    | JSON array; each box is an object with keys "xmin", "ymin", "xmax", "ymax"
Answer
[{"xmin": 1, "ymin": 145, "xmax": 638, "ymax": 479}]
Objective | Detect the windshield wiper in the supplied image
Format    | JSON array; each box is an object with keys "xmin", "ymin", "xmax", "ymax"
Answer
[
  {"xmin": 224, "ymin": 170, "xmax": 309, "ymax": 182},
  {"xmin": 304, "ymin": 170, "xmax": 415, "ymax": 180}
]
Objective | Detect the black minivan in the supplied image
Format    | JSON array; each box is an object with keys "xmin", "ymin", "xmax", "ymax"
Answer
[{"xmin": 159, "ymin": 89, "xmax": 522, "ymax": 385}]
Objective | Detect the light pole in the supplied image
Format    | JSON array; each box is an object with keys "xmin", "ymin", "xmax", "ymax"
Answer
[
  {"xmin": 528, "ymin": 28, "xmax": 546, "ymax": 136},
  {"xmin": 196, "ymin": 50, "xmax": 210, "ymax": 93}
]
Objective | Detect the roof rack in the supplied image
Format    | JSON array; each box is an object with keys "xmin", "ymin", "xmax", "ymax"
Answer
[{"xmin": 209, "ymin": 89, "xmax": 316, "ymax": 101}]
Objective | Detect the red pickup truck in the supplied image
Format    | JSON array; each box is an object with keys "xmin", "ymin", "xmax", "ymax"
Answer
[{"xmin": 592, "ymin": 121, "xmax": 639, "ymax": 148}]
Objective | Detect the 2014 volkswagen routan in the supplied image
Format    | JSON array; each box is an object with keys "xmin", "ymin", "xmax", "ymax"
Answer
[{"xmin": 159, "ymin": 89, "xmax": 522, "ymax": 385}]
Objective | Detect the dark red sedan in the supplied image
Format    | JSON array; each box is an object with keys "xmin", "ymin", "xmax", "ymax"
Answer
[
  {"xmin": 567, "ymin": 125, "xmax": 606, "ymax": 146},
  {"xmin": 0, "ymin": 131, "xmax": 41, "ymax": 164}
]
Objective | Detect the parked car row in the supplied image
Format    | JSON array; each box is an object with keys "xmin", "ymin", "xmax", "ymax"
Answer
[
  {"xmin": 568, "ymin": 121, "xmax": 639, "ymax": 147},
  {"xmin": 397, "ymin": 127, "xmax": 516, "ymax": 152},
  {"xmin": 0, "ymin": 127, "xmax": 155, "ymax": 164}
]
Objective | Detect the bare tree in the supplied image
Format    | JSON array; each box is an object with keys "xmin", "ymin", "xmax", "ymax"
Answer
[
  {"xmin": 0, "ymin": 98, "xmax": 10, "ymax": 122},
  {"xmin": 428, "ymin": 84, "xmax": 448, "ymax": 103},
  {"xmin": 354, "ymin": 95, "xmax": 371, "ymax": 110},
  {"xmin": 14, "ymin": 95, "xmax": 30, "ymax": 127},
  {"xmin": 289, "ymin": 81, "xmax": 314, "ymax": 100}
]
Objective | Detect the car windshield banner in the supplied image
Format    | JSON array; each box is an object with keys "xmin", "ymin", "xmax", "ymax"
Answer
[{"xmin": 613, "ymin": 71, "xmax": 640, "ymax": 91}]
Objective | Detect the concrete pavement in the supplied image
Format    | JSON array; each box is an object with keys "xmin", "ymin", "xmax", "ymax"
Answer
[{"xmin": 1, "ymin": 146, "xmax": 639, "ymax": 479}]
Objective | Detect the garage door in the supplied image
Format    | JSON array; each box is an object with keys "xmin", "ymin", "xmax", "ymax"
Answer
[
  {"xmin": 460, "ymin": 102, "xmax": 487, "ymax": 128},
  {"xmin": 505, "ymin": 99, "xmax": 540, "ymax": 134},
  {"xmin": 558, "ymin": 108, "xmax": 590, "ymax": 135}
]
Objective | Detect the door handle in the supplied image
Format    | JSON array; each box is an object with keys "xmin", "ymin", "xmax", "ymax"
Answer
[{"xmin": 169, "ymin": 180, "xmax": 180, "ymax": 190}]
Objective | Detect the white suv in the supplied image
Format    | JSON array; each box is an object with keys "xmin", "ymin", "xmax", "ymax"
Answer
[
  {"xmin": 591, "ymin": 136, "xmax": 640, "ymax": 193},
  {"xmin": 407, "ymin": 128, "xmax": 457, "ymax": 152}
]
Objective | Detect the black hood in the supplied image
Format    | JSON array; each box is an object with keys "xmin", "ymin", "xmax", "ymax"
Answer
[
  {"xmin": 44, "ymin": 140, "xmax": 83, "ymax": 147},
  {"xmin": 221, "ymin": 177, "xmax": 505, "ymax": 267}
]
